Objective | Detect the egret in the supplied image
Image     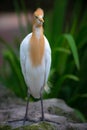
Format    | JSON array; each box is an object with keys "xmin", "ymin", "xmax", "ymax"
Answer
[{"xmin": 20, "ymin": 8, "xmax": 51, "ymax": 124}]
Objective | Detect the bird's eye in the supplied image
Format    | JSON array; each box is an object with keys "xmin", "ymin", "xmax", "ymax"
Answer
[{"xmin": 35, "ymin": 16, "xmax": 38, "ymax": 19}]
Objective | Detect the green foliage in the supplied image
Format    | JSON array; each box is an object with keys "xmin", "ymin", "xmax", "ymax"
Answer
[
  {"xmin": 0, "ymin": 37, "xmax": 27, "ymax": 98},
  {"xmin": 52, "ymin": 0, "xmax": 68, "ymax": 42},
  {"xmin": 44, "ymin": 0, "xmax": 87, "ymax": 121},
  {"xmin": 44, "ymin": 0, "xmax": 80, "ymax": 100}
]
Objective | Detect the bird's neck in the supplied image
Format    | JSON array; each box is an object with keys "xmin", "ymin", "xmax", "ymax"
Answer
[
  {"xmin": 30, "ymin": 25, "xmax": 44, "ymax": 66},
  {"xmin": 32, "ymin": 25, "xmax": 44, "ymax": 39}
]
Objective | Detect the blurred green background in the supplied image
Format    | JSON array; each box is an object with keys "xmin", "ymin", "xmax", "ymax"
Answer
[{"xmin": 0, "ymin": 0, "xmax": 87, "ymax": 122}]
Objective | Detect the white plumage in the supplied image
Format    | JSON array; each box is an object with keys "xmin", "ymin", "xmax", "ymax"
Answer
[{"xmin": 20, "ymin": 33, "xmax": 51, "ymax": 98}]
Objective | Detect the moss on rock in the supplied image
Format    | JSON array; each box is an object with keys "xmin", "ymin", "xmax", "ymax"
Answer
[
  {"xmin": 48, "ymin": 106, "xmax": 83, "ymax": 122},
  {"xmin": 14, "ymin": 122, "xmax": 55, "ymax": 130},
  {"xmin": 0, "ymin": 125, "xmax": 12, "ymax": 130}
]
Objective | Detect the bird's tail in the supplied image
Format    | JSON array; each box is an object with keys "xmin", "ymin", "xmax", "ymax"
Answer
[{"xmin": 44, "ymin": 82, "xmax": 51, "ymax": 94}]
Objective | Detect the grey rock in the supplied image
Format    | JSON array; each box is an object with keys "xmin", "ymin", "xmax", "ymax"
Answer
[{"xmin": 0, "ymin": 86, "xmax": 87, "ymax": 130}]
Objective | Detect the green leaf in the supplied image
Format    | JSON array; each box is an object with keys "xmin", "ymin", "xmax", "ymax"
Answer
[
  {"xmin": 80, "ymin": 94, "xmax": 87, "ymax": 98},
  {"xmin": 0, "ymin": 37, "xmax": 14, "ymax": 53},
  {"xmin": 2, "ymin": 50, "xmax": 27, "ymax": 98},
  {"xmin": 74, "ymin": 109, "xmax": 86, "ymax": 122},
  {"xmin": 76, "ymin": 26, "xmax": 87, "ymax": 49},
  {"xmin": 62, "ymin": 74, "xmax": 79, "ymax": 82},
  {"xmin": 57, "ymin": 74, "xmax": 79, "ymax": 94},
  {"xmin": 63, "ymin": 34, "xmax": 80, "ymax": 70},
  {"xmin": 70, "ymin": 0, "xmax": 82, "ymax": 35},
  {"xmin": 52, "ymin": 0, "xmax": 68, "ymax": 43},
  {"xmin": 58, "ymin": 74, "xmax": 79, "ymax": 88},
  {"xmin": 54, "ymin": 47, "xmax": 71, "ymax": 54},
  {"xmin": 50, "ymin": 74, "xmax": 79, "ymax": 98}
]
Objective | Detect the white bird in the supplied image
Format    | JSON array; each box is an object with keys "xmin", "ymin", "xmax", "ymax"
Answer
[{"xmin": 20, "ymin": 8, "xmax": 51, "ymax": 124}]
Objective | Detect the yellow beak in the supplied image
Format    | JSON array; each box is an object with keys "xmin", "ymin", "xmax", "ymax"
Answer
[{"xmin": 39, "ymin": 17, "xmax": 44, "ymax": 23}]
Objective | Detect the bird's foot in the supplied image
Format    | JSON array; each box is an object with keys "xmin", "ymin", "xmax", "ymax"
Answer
[
  {"xmin": 23, "ymin": 118, "xmax": 40, "ymax": 125},
  {"xmin": 39, "ymin": 117, "xmax": 60, "ymax": 125},
  {"xmin": 45, "ymin": 119, "xmax": 60, "ymax": 124},
  {"xmin": 40, "ymin": 115, "xmax": 45, "ymax": 121},
  {"xmin": 7, "ymin": 117, "xmax": 38, "ymax": 126},
  {"xmin": 23, "ymin": 116, "xmax": 29, "ymax": 125},
  {"xmin": 7, "ymin": 118, "xmax": 24, "ymax": 124}
]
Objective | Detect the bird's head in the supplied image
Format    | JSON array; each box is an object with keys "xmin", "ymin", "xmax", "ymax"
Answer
[{"xmin": 33, "ymin": 8, "xmax": 44, "ymax": 27}]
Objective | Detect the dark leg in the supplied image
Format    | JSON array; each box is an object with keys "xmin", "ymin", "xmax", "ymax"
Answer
[
  {"xmin": 23, "ymin": 93, "xmax": 30, "ymax": 125},
  {"xmin": 40, "ymin": 88, "xmax": 44, "ymax": 121},
  {"xmin": 39, "ymin": 88, "xmax": 60, "ymax": 125}
]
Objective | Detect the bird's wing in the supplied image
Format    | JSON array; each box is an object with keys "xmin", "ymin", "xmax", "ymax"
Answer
[
  {"xmin": 44, "ymin": 36, "xmax": 51, "ymax": 84},
  {"xmin": 20, "ymin": 33, "xmax": 32, "ymax": 80}
]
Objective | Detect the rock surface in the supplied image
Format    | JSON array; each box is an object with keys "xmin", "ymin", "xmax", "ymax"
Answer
[{"xmin": 0, "ymin": 85, "xmax": 87, "ymax": 130}]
